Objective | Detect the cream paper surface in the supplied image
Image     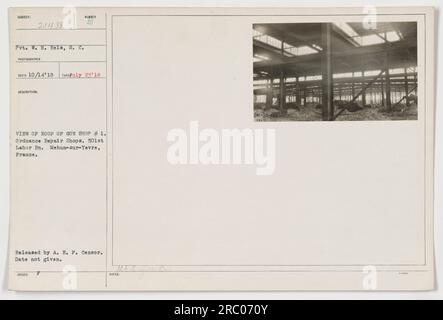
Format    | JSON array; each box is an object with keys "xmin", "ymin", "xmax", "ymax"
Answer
[{"xmin": 8, "ymin": 6, "xmax": 435, "ymax": 291}]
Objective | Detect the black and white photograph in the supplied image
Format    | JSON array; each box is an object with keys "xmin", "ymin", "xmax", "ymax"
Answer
[{"xmin": 253, "ymin": 22, "xmax": 418, "ymax": 121}]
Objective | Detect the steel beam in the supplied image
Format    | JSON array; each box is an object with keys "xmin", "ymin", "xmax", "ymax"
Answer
[{"xmin": 333, "ymin": 70, "xmax": 384, "ymax": 120}]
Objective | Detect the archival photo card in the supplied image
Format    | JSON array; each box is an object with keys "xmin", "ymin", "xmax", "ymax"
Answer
[{"xmin": 8, "ymin": 6, "xmax": 435, "ymax": 291}]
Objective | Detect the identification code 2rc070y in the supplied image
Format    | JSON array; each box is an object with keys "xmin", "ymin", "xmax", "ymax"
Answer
[{"xmin": 174, "ymin": 304, "xmax": 269, "ymax": 318}]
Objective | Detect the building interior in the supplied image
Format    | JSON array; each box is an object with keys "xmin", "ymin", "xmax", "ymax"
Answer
[{"xmin": 253, "ymin": 22, "xmax": 418, "ymax": 121}]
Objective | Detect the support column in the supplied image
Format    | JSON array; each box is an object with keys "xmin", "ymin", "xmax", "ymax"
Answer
[
  {"xmin": 384, "ymin": 53, "xmax": 392, "ymax": 111},
  {"xmin": 279, "ymin": 71, "xmax": 285, "ymax": 111},
  {"xmin": 321, "ymin": 23, "xmax": 334, "ymax": 121},
  {"xmin": 414, "ymin": 72, "xmax": 417, "ymax": 94},
  {"xmin": 381, "ymin": 76, "xmax": 385, "ymax": 106},
  {"xmin": 351, "ymin": 73, "xmax": 355, "ymax": 101},
  {"xmin": 278, "ymin": 40, "xmax": 286, "ymax": 111},
  {"xmin": 266, "ymin": 78, "xmax": 273, "ymax": 109},
  {"xmin": 361, "ymin": 70, "xmax": 366, "ymax": 106},
  {"xmin": 295, "ymin": 77, "xmax": 300, "ymax": 106}
]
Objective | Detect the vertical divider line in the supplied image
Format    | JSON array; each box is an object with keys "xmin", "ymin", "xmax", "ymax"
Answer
[{"xmin": 105, "ymin": 12, "xmax": 108, "ymax": 288}]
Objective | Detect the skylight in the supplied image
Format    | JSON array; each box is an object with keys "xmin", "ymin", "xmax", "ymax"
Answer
[
  {"xmin": 333, "ymin": 22, "xmax": 402, "ymax": 47},
  {"xmin": 358, "ymin": 34, "xmax": 384, "ymax": 46},
  {"xmin": 386, "ymin": 31, "xmax": 401, "ymax": 42},
  {"xmin": 253, "ymin": 54, "xmax": 270, "ymax": 62},
  {"xmin": 351, "ymin": 32, "xmax": 401, "ymax": 47},
  {"xmin": 253, "ymin": 30, "xmax": 282, "ymax": 49},
  {"xmin": 254, "ymin": 30, "xmax": 320, "ymax": 56},
  {"xmin": 333, "ymin": 22, "xmax": 359, "ymax": 38},
  {"xmin": 283, "ymin": 43, "xmax": 319, "ymax": 56},
  {"xmin": 296, "ymin": 46, "xmax": 318, "ymax": 55}
]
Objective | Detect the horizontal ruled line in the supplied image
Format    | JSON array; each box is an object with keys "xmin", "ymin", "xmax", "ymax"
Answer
[
  {"xmin": 15, "ymin": 270, "xmax": 432, "ymax": 274},
  {"xmin": 16, "ymin": 77, "xmax": 106, "ymax": 80},
  {"xmin": 16, "ymin": 61, "xmax": 106, "ymax": 63},
  {"xmin": 15, "ymin": 44, "xmax": 106, "ymax": 47},
  {"xmin": 16, "ymin": 28, "xmax": 106, "ymax": 31}
]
